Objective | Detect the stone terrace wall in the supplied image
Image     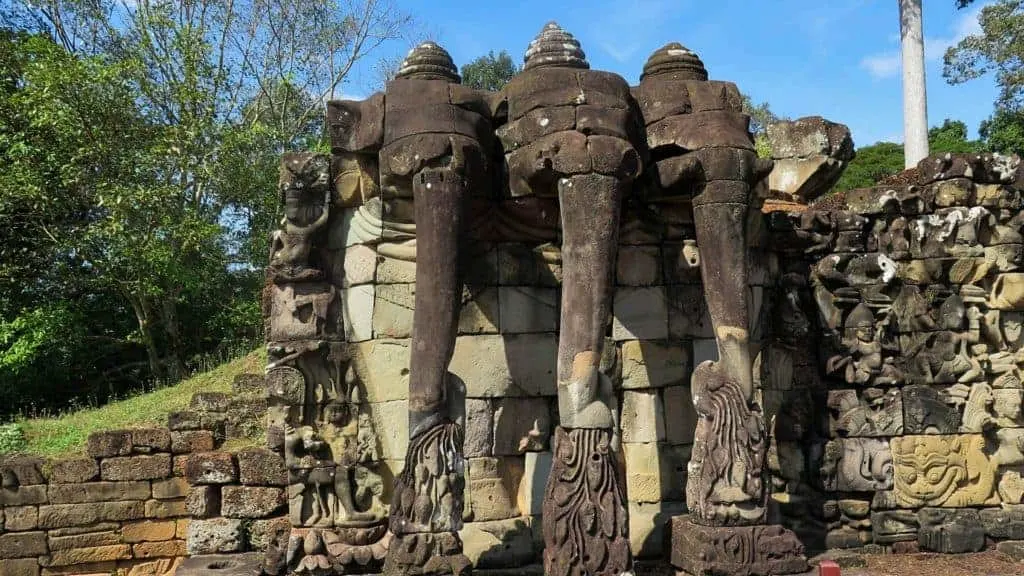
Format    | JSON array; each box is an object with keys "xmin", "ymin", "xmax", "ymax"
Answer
[
  {"xmin": 0, "ymin": 378, "xmax": 285, "ymax": 576},
  {"xmin": 338, "ymin": 204, "xmax": 775, "ymax": 565},
  {"xmin": 766, "ymin": 153, "xmax": 1024, "ymax": 556}
]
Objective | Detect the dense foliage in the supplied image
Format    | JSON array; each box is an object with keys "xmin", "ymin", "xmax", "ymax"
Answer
[{"xmin": 0, "ymin": 0, "xmax": 410, "ymax": 418}]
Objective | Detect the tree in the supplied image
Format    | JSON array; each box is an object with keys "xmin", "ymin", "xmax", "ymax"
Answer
[
  {"xmin": 461, "ymin": 50, "xmax": 518, "ymax": 91},
  {"xmin": 928, "ymin": 118, "xmax": 984, "ymax": 153},
  {"xmin": 981, "ymin": 107, "xmax": 1024, "ymax": 156},
  {"xmin": 944, "ymin": 0, "xmax": 1024, "ymax": 110},
  {"xmin": 900, "ymin": 0, "xmax": 930, "ymax": 167},
  {"xmin": 740, "ymin": 94, "xmax": 786, "ymax": 158}
]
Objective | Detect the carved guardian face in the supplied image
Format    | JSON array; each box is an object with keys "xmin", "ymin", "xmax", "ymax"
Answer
[{"xmin": 893, "ymin": 437, "xmax": 967, "ymax": 505}]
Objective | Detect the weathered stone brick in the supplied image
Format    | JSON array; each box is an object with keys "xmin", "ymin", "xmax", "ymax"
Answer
[
  {"xmin": 38, "ymin": 501, "xmax": 145, "ymax": 529},
  {"xmin": 1, "ymin": 456, "xmax": 47, "ymax": 486},
  {"xmin": 46, "ymin": 530, "xmax": 121, "ymax": 551},
  {"xmin": 0, "ymin": 531, "xmax": 48, "ymax": 558},
  {"xmin": 46, "ymin": 522, "xmax": 120, "ymax": 537},
  {"xmin": 131, "ymin": 429, "xmax": 171, "ymax": 453},
  {"xmin": 1, "ymin": 485, "xmax": 47, "ymax": 506},
  {"xmin": 184, "ymin": 452, "xmax": 236, "ymax": 484},
  {"xmin": 492, "ymin": 397, "xmax": 551, "ymax": 455},
  {"xmin": 185, "ymin": 486, "xmax": 220, "ymax": 518},
  {"xmin": 620, "ymin": 340, "xmax": 691, "ymax": 389},
  {"xmin": 39, "ymin": 561, "xmax": 117, "ymax": 576},
  {"xmin": 4, "ymin": 506, "xmax": 38, "ymax": 531},
  {"xmin": 122, "ymin": 521, "xmax": 177, "ymax": 543},
  {"xmin": 47, "ymin": 458, "xmax": 99, "ymax": 484},
  {"xmin": 0, "ymin": 558, "xmax": 39, "ymax": 576},
  {"xmin": 170, "ymin": 430, "xmax": 216, "ymax": 454},
  {"xmin": 186, "ymin": 518, "xmax": 244, "ymax": 555},
  {"xmin": 41, "ymin": 544, "xmax": 131, "ymax": 566},
  {"xmin": 176, "ymin": 519, "xmax": 189, "ymax": 539},
  {"xmin": 173, "ymin": 455, "xmax": 189, "ymax": 477},
  {"xmin": 621, "ymin": 390, "xmax": 666, "ymax": 443},
  {"xmin": 167, "ymin": 411, "xmax": 202, "ymax": 431},
  {"xmin": 221, "ymin": 486, "xmax": 285, "ymax": 519},
  {"xmin": 100, "ymin": 454, "xmax": 172, "ymax": 481},
  {"xmin": 48, "ymin": 481, "xmax": 150, "ymax": 504},
  {"xmin": 133, "ymin": 540, "xmax": 186, "ymax": 559},
  {"xmin": 236, "ymin": 448, "xmax": 287, "ymax": 486},
  {"xmin": 249, "ymin": 517, "xmax": 289, "ymax": 550},
  {"xmin": 87, "ymin": 430, "xmax": 133, "ymax": 458},
  {"xmin": 145, "ymin": 498, "xmax": 187, "ymax": 519},
  {"xmin": 663, "ymin": 385, "xmax": 698, "ymax": 445},
  {"xmin": 151, "ymin": 478, "xmax": 188, "ymax": 500},
  {"xmin": 190, "ymin": 392, "xmax": 230, "ymax": 412},
  {"xmin": 464, "ymin": 398, "xmax": 494, "ymax": 458}
]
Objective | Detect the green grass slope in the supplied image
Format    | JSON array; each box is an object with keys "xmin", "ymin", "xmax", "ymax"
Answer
[{"xmin": 16, "ymin": 348, "xmax": 266, "ymax": 459}]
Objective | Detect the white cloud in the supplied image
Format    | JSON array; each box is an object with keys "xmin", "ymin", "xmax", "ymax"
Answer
[{"xmin": 860, "ymin": 3, "xmax": 985, "ymax": 80}]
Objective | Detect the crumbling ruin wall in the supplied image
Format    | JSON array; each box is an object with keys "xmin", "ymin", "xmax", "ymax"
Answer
[{"xmin": 767, "ymin": 152, "xmax": 1024, "ymax": 554}]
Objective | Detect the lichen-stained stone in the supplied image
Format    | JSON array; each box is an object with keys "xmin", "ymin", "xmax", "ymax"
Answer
[
  {"xmin": 667, "ymin": 285, "xmax": 714, "ymax": 340},
  {"xmin": 349, "ymin": 338, "xmax": 410, "ymax": 402},
  {"xmin": 871, "ymin": 510, "xmax": 919, "ymax": 544},
  {"xmin": 820, "ymin": 438, "xmax": 893, "ymax": 492},
  {"xmin": 902, "ymin": 385, "xmax": 961, "ymax": 434},
  {"xmin": 367, "ymin": 400, "xmax": 409, "ymax": 460},
  {"xmin": 458, "ymin": 286, "xmax": 500, "ymax": 335},
  {"xmin": 498, "ymin": 286, "xmax": 557, "ymax": 334},
  {"xmin": 918, "ymin": 508, "xmax": 985, "ymax": 553},
  {"xmin": 663, "ymin": 385, "xmax": 698, "ymax": 446},
  {"xmin": 220, "ymin": 486, "xmax": 286, "ymax": 519},
  {"xmin": 186, "ymin": 518, "xmax": 244, "ymax": 555},
  {"xmin": 449, "ymin": 334, "xmax": 557, "ymax": 397},
  {"xmin": 342, "ymin": 284, "xmax": 374, "ymax": 342},
  {"xmin": 616, "ymin": 246, "xmax": 661, "ymax": 286},
  {"xmin": 372, "ymin": 282, "xmax": 415, "ymax": 339},
  {"xmin": 620, "ymin": 340, "xmax": 691, "ymax": 389},
  {"xmin": 492, "ymin": 397, "xmax": 551, "ymax": 455},
  {"xmin": 981, "ymin": 505, "xmax": 1024, "ymax": 539},
  {"xmin": 184, "ymin": 452, "xmax": 237, "ymax": 485},
  {"xmin": 891, "ymin": 434, "xmax": 998, "ymax": 507},
  {"xmin": 100, "ymin": 455, "xmax": 172, "ymax": 482},
  {"xmin": 621, "ymin": 390, "xmax": 666, "ymax": 443},
  {"xmin": 612, "ymin": 286, "xmax": 669, "ymax": 341},
  {"xmin": 48, "ymin": 458, "xmax": 99, "ymax": 484}
]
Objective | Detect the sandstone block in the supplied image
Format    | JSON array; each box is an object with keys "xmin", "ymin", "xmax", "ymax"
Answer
[
  {"xmin": 450, "ymin": 334, "xmax": 557, "ymax": 397},
  {"xmin": 170, "ymin": 430, "xmax": 216, "ymax": 454},
  {"xmin": 87, "ymin": 430, "xmax": 133, "ymax": 458},
  {"xmin": 167, "ymin": 411, "xmax": 203, "ymax": 431},
  {"xmin": 189, "ymin": 392, "xmax": 230, "ymax": 412},
  {"xmin": 122, "ymin": 520, "xmax": 177, "ymax": 543},
  {"xmin": 46, "ymin": 530, "xmax": 121, "ymax": 551},
  {"xmin": 667, "ymin": 285, "xmax": 715, "ymax": 340},
  {"xmin": 186, "ymin": 518, "xmax": 244, "ymax": 555},
  {"xmin": 621, "ymin": 390, "xmax": 666, "ymax": 443},
  {"xmin": 3, "ymin": 506, "xmax": 37, "ymax": 531},
  {"xmin": 41, "ymin": 544, "xmax": 131, "ymax": 567},
  {"xmin": 0, "ymin": 532, "xmax": 47, "ymax": 558},
  {"xmin": 184, "ymin": 452, "xmax": 237, "ymax": 485},
  {"xmin": 458, "ymin": 286, "xmax": 500, "ymax": 335},
  {"xmin": 186, "ymin": 486, "xmax": 220, "ymax": 518},
  {"xmin": 48, "ymin": 458, "xmax": 99, "ymax": 484},
  {"xmin": 348, "ymin": 338, "xmax": 411, "ymax": 402},
  {"xmin": 517, "ymin": 451, "xmax": 552, "ymax": 516},
  {"xmin": 498, "ymin": 286, "xmax": 557, "ymax": 333},
  {"xmin": 497, "ymin": 243, "xmax": 561, "ymax": 286},
  {"xmin": 466, "ymin": 457, "xmax": 522, "ymax": 522},
  {"xmin": 612, "ymin": 287, "xmax": 669, "ymax": 341},
  {"xmin": 48, "ymin": 481, "xmax": 150, "ymax": 504},
  {"xmin": 130, "ymin": 429, "xmax": 171, "ymax": 453},
  {"xmin": 616, "ymin": 245, "xmax": 661, "ymax": 286},
  {"xmin": 248, "ymin": 517, "xmax": 290, "ymax": 551},
  {"xmin": 221, "ymin": 486, "xmax": 285, "ymax": 519},
  {"xmin": 133, "ymin": 540, "xmax": 186, "ymax": 559},
  {"xmin": 662, "ymin": 385, "xmax": 698, "ymax": 445},
  {"xmin": 342, "ymin": 244, "xmax": 377, "ymax": 286},
  {"xmin": 620, "ymin": 340, "xmax": 690, "ymax": 389},
  {"xmin": 0, "ymin": 558, "xmax": 39, "ymax": 576},
  {"xmin": 100, "ymin": 454, "xmax": 171, "ymax": 481},
  {"xmin": 372, "ymin": 283, "xmax": 415, "ymax": 338},
  {"xmin": 1, "ymin": 485, "xmax": 48, "ymax": 506},
  {"xmin": 236, "ymin": 448, "xmax": 287, "ymax": 486},
  {"xmin": 629, "ymin": 501, "xmax": 686, "ymax": 559},
  {"xmin": 464, "ymin": 398, "xmax": 494, "ymax": 458},
  {"xmin": 890, "ymin": 434, "xmax": 997, "ymax": 507},
  {"xmin": 38, "ymin": 502, "xmax": 144, "ymax": 529},
  {"xmin": 145, "ymin": 498, "xmax": 187, "ymax": 518},
  {"xmin": 493, "ymin": 397, "xmax": 551, "ymax": 455},
  {"xmin": 368, "ymin": 400, "xmax": 409, "ymax": 460},
  {"xmin": 342, "ymin": 284, "xmax": 374, "ymax": 342},
  {"xmin": 460, "ymin": 517, "xmax": 534, "ymax": 569},
  {"xmin": 152, "ymin": 478, "xmax": 188, "ymax": 500}
]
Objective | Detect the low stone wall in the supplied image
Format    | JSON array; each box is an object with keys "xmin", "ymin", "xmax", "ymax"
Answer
[
  {"xmin": 0, "ymin": 378, "xmax": 283, "ymax": 576},
  {"xmin": 766, "ymin": 153, "xmax": 1024, "ymax": 555}
]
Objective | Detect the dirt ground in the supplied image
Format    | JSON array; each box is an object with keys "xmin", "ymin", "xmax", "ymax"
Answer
[{"xmin": 842, "ymin": 551, "xmax": 1024, "ymax": 576}]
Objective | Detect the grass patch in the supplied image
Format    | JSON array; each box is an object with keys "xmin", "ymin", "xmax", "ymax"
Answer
[{"xmin": 17, "ymin": 348, "xmax": 266, "ymax": 459}]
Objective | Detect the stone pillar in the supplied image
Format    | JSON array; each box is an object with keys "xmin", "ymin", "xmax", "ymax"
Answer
[
  {"xmin": 635, "ymin": 43, "xmax": 808, "ymax": 576},
  {"xmin": 496, "ymin": 22, "xmax": 640, "ymax": 576},
  {"xmin": 900, "ymin": 0, "xmax": 929, "ymax": 168}
]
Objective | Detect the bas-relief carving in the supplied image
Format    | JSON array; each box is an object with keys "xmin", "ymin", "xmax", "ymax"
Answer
[
  {"xmin": 819, "ymin": 438, "xmax": 893, "ymax": 492},
  {"xmin": 891, "ymin": 434, "xmax": 998, "ymax": 508},
  {"xmin": 828, "ymin": 388, "xmax": 903, "ymax": 437},
  {"xmin": 271, "ymin": 153, "xmax": 333, "ymax": 282}
]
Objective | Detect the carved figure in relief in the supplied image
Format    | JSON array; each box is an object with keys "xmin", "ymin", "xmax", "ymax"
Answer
[
  {"xmin": 285, "ymin": 424, "xmax": 336, "ymax": 527},
  {"xmin": 826, "ymin": 304, "xmax": 899, "ymax": 385},
  {"xmin": 271, "ymin": 153, "xmax": 332, "ymax": 282},
  {"xmin": 891, "ymin": 435, "xmax": 998, "ymax": 508}
]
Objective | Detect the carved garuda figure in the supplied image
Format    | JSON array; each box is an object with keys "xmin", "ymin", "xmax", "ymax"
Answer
[
  {"xmin": 328, "ymin": 40, "xmax": 495, "ymax": 576},
  {"xmin": 271, "ymin": 153, "xmax": 332, "ymax": 282},
  {"xmin": 493, "ymin": 22, "xmax": 641, "ymax": 576},
  {"xmin": 635, "ymin": 43, "xmax": 806, "ymax": 575}
]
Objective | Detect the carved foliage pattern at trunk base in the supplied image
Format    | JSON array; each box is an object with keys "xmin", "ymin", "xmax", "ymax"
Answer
[
  {"xmin": 384, "ymin": 420, "xmax": 470, "ymax": 576},
  {"xmin": 671, "ymin": 517, "xmax": 808, "ymax": 576},
  {"xmin": 543, "ymin": 427, "xmax": 631, "ymax": 576}
]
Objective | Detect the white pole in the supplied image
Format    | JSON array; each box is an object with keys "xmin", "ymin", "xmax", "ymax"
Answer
[{"xmin": 900, "ymin": 0, "xmax": 930, "ymax": 168}]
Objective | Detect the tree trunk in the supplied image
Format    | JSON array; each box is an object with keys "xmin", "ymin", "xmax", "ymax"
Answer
[
  {"xmin": 127, "ymin": 292, "xmax": 164, "ymax": 383},
  {"xmin": 900, "ymin": 0, "xmax": 929, "ymax": 168},
  {"xmin": 159, "ymin": 294, "xmax": 186, "ymax": 382}
]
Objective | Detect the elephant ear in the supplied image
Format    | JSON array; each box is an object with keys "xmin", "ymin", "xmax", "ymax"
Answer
[{"xmin": 754, "ymin": 157, "xmax": 775, "ymax": 181}]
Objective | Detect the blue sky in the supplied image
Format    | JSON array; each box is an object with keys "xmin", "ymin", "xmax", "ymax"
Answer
[{"xmin": 340, "ymin": 0, "xmax": 1002, "ymax": 149}]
